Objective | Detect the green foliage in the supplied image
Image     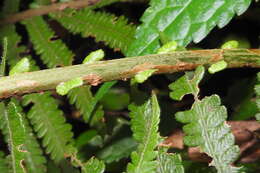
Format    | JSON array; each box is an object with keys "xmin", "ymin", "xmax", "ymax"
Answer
[
  {"xmin": 0, "ymin": 100, "xmax": 46, "ymax": 173},
  {"xmin": 97, "ymin": 137, "xmax": 137, "ymax": 163},
  {"xmin": 156, "ymin": 41, "xmax": 178, "ymax": 54},
  {"xmin": 68, "ymin": 81, "xmax": 115, "ymax": 125},
  {"xmin": 23, "ymin": 16, "xmax": 73, "ymax": 68},
  {"xmin": 0, "ymin": 0, "xmax": 259, "ymax": 172},
  {"xmin": 82, "ymin": 157, "xmax": 105, "ymax": 173},
  {"xmin": 50, "ymin": 9, "xmax": 135, "ymax": 54},
  {"xmin": 208, "ymin": 60, "xmax": 228, "ymax": 74},
  {"xmin": 221, "ymin": 40, "xmax": 239, "ymax": 49},
  {"xmin": 0, "ymin": 37, "xmax": 8, "ymax": 76},
  {"xmin": 0, "ymin": 151, "xmax": 9, "ymax": 173},
  {"xmin": 100, "ymin": 89, "xmax": 130, "ymax": 110},
  {"xmin": 127, "ymin": 93, "xmax": 160, "ymax": 173},
  {"xmin": 127, "ymin": 0, "xmax": 251, "ymax": 56},
  {"xmin": 56, "ymin": 77, "xmax": 83, "ymax": 96},
  {"xmin": 9, "ymin": 58, "xmax": 30, "ymax": 76},
  {"xmin": 22, "ymin": 92, "xmax": 73, "ymax": 162},
  {"xmin": 255, "ymin": 72, "xmax": 260, "ymax": 121},
  {"xmin": 132, "ymin": 69, "xmax": 158, "ymax": 84},
  {"xmin": 170, "ymin": 66, "xmax": 242, "ymax": 173},
  {"xmin": 169, "ymin": 66, "xmax": 204, "ymax": 100},
  {"xmin": 83, "ymin": 49, "xmax": 105, "ymax": 64},
  {"xmin": 157, "ymin": 151, "xmax": 184, "ymax": 173}
]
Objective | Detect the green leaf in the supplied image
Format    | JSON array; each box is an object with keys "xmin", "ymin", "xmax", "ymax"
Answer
[
  {"xmin": 221, "ymin": 40, "xmax": 239, "ymax": 49},
  {"xmin": 22, "ymin": 92, "xmax": 73, "ymax": 162},
  {"xmin": 127, "ymin": 0, "xmax": 251, "ymax": 56},
  {"xmin": 100, "ymin": 89, "xmax": 130, "ymax": 110},
  {"xmin": 50, "ymin": 9, "xmax": 135, "ymax": 54},
  {"xmin": 68, "ymin": 81, "xmax": 115, "ymax": 125},
  {"xmin": 157, "ymin": 152, "xmax": 184, "ymax": 173},
  {"xmin": 83, "ymin": 49, "xmax": 105, "ymax": 64},
  {"xmin": 176, "ymin": 95, "xmax": 242, "ymax": 173},
  {"xmin": 9, "ymin": 58, "xmax": 30, "ymax": 76},
  {"xmin": 97, "ymin": 137, "xmax": 138, "ymax": 163},
  {"xmin": 0, "ymin": 37, "xmax": 8, "ymax": 76},
  {"xmin": 82, "ymin": 157, "xmax": 105, "ymax": 173},
  {"xmin": 169, "ymin": 66, "xmax": 205, "ymax": 101},
  {"xmin": 133, "ymin": 69, "xmax": 158, "ymax": 84},
  {"xmin": 0, "ymin": 151, "xmax": 9, "ymax": 173},
  {"xmin": 255, "ymin": 72, "xmax": 260, "ymax": 122},
  {"xmin": 156, "ymin": 41, "xmax": 178, "ymax": 54},
  {"xmin": 23, "ymin": 16, "xmax": 73, "ymax": 68},
  {"xmin": 56, "ymin": 77, "xmax": 83, "ymax": 96},
  {"xmin": 208, "ymin": 60, "xmax": 228, "ymax": 74},
  {"xmin": 75, "ymin": 130, "xmax": 98, "ymax": 149},
  {"xmin": 0, "ymin": 100, "xmax": 46, "ymax": 173},
  {"xmin": 127, "ymin": 93, "xmax": 160, "ymax": 173}
]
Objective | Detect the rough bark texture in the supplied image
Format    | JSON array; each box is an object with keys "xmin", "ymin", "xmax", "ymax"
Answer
[{"xmin": 0, "ymin": 49, "xmax": 259, "ymax": 98}]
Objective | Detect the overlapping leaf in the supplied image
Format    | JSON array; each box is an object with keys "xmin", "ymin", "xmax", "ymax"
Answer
[
  {"xmin": 0, "ymin": 100, "xmax": 46, "ymax": 173},
  {"xmin": 82, "ymin": 158, "xmax": 105, "ymax": 173},
  {"xmin": 127, "ymin": 0, "xmax": 251, "ymax": 56},
  {"xmin": 23, "ymin": 16, "xmax": 73, "ymax": 67},
  {"xmin": 170, "ymin": 66, "xmax": 242, "ymax": 173},
  {"xmin": 127, "ymin": 94, "xmax": 160, "ymax": 173},
  {"xmin": 50, "ymin": 9, "xmax": 135, "ymax": 54},
  {"xmin": 157, "ymin": 152, "xmax": 184, "ymax": 173},
  {"xmin": 22, "ymin": 92, "xmax": 73, "ymax": 162}
]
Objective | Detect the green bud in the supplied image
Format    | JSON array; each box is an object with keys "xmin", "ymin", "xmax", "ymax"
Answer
[
  {"xmin": 83, "ymin": 49, "xmax": 105, "ymax": 64},
  {"xmin": 208, "ymin": 60, "xmax": 228, "ymax": 74},
  {"xmin": 221, "ymin": 40, "xmax": 239, "ymax": 49},
  {"xmin": 9, "ymin": 58, "xmax": 30, "ymax": 76},
  {"xmin": 56, "ymin": 77, "xmax": 83, "ymax": 96}
]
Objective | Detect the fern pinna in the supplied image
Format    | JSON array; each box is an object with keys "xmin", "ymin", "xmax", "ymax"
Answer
[
  {"xmin": 50, "ymin": 8, "xmax": 135, "ymax": 54},
  {"xmin": 0, "ymin": 101, "xmax": 46, "ymax": 173},
  {"xmin": 169, "ymin": 66, "xmax": 242, "ymax": 173}
]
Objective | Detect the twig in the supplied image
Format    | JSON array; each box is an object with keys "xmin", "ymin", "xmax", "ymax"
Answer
[
  {"xmin": 0, "ymin": 49, "xmax": 259, "ymax": 99},
  {"xmin": 0, "ymin": 0, "xmax": 101, "ymax": 25}
]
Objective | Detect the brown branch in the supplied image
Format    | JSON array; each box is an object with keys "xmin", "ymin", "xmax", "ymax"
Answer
[
  {"xmin": 0, "ymin": 49, "xmax": 259, "ymax": 99},
  {"xmin": 0, "ymin": 0, "xmax": 101, "ymax": 25}
]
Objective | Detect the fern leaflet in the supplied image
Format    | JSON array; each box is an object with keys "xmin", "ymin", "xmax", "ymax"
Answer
[
  {"xmin": 0, "ymin": 100, "xmax": 46, "ymax": 173},
  {"xmin": 50, "ymin": 9, "xmax": 135, "ymax": 54},
  {"xmin": 68, "ymin": 86, "xmax": 103, "ymax": 124},
  {"xmin": 22, "ymin": 92, "xmax": 74, "ymax": 162},
  {"xmin": 127, "ymin": 0, "xmax": 252, "ymax": 56},
  {"xmin": 0, "ymin": 151, "xmax": 9, "ymax": 173},
  {"xmin": 82, "ymin": 157, "xmax": 105, "ymax": 173},
  {"xmin": 127, "ymin": 93, "xmax": 160, "ymax": 173},
  {"xmin": 169, "ymin": 66, "xmax": 241, "ymax": 173},
  {"xmin": 23, "ymin": 16, "xmax": 73, "ymax": 68},
  {"xmin": 157, "ymin": 151, "xmax": 184, "ymax": 173},
  {"xmin": 254, "ymin": 72, "xmax": 260, "ymax": 121}
]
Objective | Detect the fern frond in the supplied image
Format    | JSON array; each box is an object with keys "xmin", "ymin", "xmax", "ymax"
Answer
[
  {"xmin": 68, "ymin": 86, "xmax": 96, "ymax": 122},
  {"xmin": 126, "ymin": 93, "xmax": 160, "ymax": 173},
  {"xmin": 169, "ymin": 66, "xmax": 242, "ymax": 173},
  {"xmin": 0, "ymin": 151, "xmax": 9, "ymax": 173},
  {"xmin": 23, "ymin": 16, "xmax": 73, "ymax": 68},
  {"xmin": 254, "ymin": 72, "xmax": 260, "ymax": 121},
  {"xmin": 22, "ymin": 92, "xmax": 73, "ymax": 162},
  {"xmin": 127, "ymin": 0, "xmax": 252, "ymax": 56},
  {"xmin": 157, "ymin": 151, "xmax": 184, "ymax": 173},
  {"xmin": 50, "ymin": 9, "xmax": 135, "ymax": 54},
  {"xmin": 0, "ymin": 100, "xmax": 46, "ymax": 173},
  {"xmin": 82, "ymin": 157, "xmax": 105, "ymax": 173}
]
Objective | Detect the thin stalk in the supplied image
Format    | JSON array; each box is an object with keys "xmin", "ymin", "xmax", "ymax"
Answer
[{"xmin": 0, "ymin": 49, "xmax": 259, "ymax": 99}]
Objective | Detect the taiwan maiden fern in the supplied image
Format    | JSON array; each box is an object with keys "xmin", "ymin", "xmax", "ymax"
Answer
[{"xmin": 0, "ymin": 0, "xmax": 259, "ymax": 173}]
